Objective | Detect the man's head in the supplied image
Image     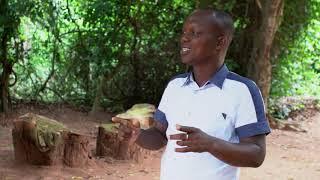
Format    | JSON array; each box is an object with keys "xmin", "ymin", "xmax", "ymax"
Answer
[{"xmin": 180, "ymin": 9, "xmax": 234, "ymax": 67}]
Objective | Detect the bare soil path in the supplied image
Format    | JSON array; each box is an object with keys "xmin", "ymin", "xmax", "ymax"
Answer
[{"xmin": 0, "ymin": 106, "xmax": 319, "ymax": 180}]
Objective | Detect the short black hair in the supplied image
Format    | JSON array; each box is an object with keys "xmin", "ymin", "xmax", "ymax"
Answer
[
  {"xmin": 212, "ymin": 10, "xmax": 235, "ymax": 38},
  {"xmin": 192, "ymin": 9, "xmax": 235, "ymax": 38}
]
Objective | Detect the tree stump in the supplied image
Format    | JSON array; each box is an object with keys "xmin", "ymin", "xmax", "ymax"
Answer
[
  {"xmin": 12, "ymin": 113, "xmax": 90, "ymax": 167},
  {"xmin": 63, "ymin": 131, "xmax": 91, "ymax": 167},
  {"xmin": 96, "ymin": 123, "xmax": 149, "ymax": 162}
]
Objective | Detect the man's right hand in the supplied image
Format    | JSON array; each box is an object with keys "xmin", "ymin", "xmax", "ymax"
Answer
[{"xmin": 112, "ymin": 116, "xmax": 168, "ymax": 150}]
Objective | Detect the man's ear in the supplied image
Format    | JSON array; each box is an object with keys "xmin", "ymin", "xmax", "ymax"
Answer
[{"xmin": 216, "ymin": 35, "xmax": 227, "ymax": 51}]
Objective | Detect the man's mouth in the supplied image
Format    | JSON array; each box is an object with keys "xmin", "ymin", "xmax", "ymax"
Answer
[{"xmin": 181, "ymin": 47, "xmax": 191, "ymax": 55}]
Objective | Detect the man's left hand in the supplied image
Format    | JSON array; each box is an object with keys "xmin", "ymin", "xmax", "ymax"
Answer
[{"xmin": 169, "ymin": 124, "xmax": 215, "ymax": 153}]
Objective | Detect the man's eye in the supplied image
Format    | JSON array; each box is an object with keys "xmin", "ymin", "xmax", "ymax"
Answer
[
  {"xmin": 192, "ymin": 32, "xmax": 201, "ymax": 37},
  {"xmin": 181, "ymin": 31, "xmax": 201, "ymax": 38}
]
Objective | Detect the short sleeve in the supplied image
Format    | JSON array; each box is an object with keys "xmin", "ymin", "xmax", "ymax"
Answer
[
  {"xmin": 235, "ymin": 81, "xmax": 271, "ymax": 139},
  {"xmin": 153, "ymin": 87, "xmax": 169, "ymax": 129}
]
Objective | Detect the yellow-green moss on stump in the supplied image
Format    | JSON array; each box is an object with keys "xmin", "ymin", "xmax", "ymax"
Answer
[{"xmin": 12, "ymin": 113, "xmax": 90, "ymax": 167}]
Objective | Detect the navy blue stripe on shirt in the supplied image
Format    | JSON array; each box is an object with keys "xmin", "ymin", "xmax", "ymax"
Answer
[
  {"xmin": 154, "ymin": 109, "xmax": 168, "ymax": 128},
  {"xmin": 227, "ymin": 72, "xmax": 270, "ymax": 138},
  {"xmin": 235, "ymin": 121, "xmax": 270, "ymax": 138},
  {"xmin": 227, "ymin": 72, "xmax": 267, "ymax": 122}
]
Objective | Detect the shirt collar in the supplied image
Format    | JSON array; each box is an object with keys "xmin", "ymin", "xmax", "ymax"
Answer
[{"xmin": 182, "ymin": 64, "xmax": 229, "ymax": 89}]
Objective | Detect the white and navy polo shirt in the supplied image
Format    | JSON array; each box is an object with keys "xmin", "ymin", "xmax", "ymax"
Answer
[{"xmin": 154, "ymin": 64, "xmax": 270, "ymax": 180}]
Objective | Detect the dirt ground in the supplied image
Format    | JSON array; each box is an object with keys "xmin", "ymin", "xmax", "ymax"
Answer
[{"xmin": 0, "ymin": 104, "xmax": 319, "ymax": 180}]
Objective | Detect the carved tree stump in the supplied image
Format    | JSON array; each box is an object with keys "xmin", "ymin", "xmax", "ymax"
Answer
[
  {"xmin": 96, "ymin": 123, "xmax": 149, "ymax": 162},
  {"xmin": 12, "ymin": 113, "xmax": 90, "ymax": 167}
]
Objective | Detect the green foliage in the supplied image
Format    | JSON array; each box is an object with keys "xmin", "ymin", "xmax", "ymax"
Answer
[
  {"xmin": 2, "ymin": 0, "xmax": 320, "ymax": 112},
  {"xmin": 268, "ymin": 97, "xmax": 320, "ymax": 120},
  {"xmin": 270, "ymin": 0, "xmax": 320, "ymax": 98},
  {"xmin": 268, "ymin": 99, "xmax": 305, "ymax": 120}
]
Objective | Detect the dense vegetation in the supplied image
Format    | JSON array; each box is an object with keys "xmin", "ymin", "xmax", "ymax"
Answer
[{"xmin": 1, "ymin": 0, "xmax": 319, "ymax": 114}]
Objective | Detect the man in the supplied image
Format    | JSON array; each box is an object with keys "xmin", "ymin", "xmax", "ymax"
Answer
[{"xmin": 113, "ymin": 9, "xmax": 270, "ymax": 180}]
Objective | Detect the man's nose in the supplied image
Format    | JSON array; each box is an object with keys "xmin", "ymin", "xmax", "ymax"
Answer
[{"xmin": 181, "ymin": 33, "xmax": 191, "ymax": 43}]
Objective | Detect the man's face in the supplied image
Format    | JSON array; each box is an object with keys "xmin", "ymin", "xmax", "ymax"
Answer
[{"xmin": 180, "ymin": 12, "xmax": 220, "ymax": 66}]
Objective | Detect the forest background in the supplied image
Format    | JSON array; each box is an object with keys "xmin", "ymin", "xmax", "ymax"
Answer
[{"xmin": 1, "ymin": 0, "xmax": 319, "ymax": 121}]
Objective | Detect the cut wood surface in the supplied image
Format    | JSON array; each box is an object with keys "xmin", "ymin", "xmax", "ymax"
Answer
[{"xmin": 114, "ymin": 103, "xmax": 156, "ymax": 129}]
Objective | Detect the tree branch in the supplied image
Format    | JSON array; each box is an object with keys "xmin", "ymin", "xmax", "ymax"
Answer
[
  {"xmin": 255, "ymin": 0, "xmax": 262, "ymax": 11},
  {"xmin": 34, "ymin": 39, "xmax": 58, "ymax": 96},
  {"xmin": 46, "ymin": 87, "xmax": 66, "ymax": 103}
]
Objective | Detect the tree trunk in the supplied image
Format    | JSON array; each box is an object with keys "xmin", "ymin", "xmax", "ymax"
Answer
[
  {"xmin": 247, "ymin": 0, "xmax": 284, "ymax": 106},
  {"xmin": 129, "ymin": 18, "xmax": 141, "ymax": 106},
  {"xmin": 90, "ymin": 75, "xmax": 105, "ymax": 114},
  {"xmin": 12, "ymin": 113, "xmax": 91, "ymax": 167},
  {"xmin": 234, "ymin": 0, "xmax": 262, "ymax": 76},
  {"xmin": 90, "ymin": 60, "xmax": 125, "ymax": 114},
  {"xmin": 0, "ymin": 0, "xmax": 13, "ymax": 114},
  {"xmin": 96, "ymin": 124, "xmax": 120, "ymax": 157},
  {"xmin": 0, "ymin": 66, "xmax": 11, "ymax": 114},
  {"xmin": 63, "ymin": 132, "xmax": 91, "ymax": 167},
  {"xmin": 0, "ymin": 30, "xmax": 12, "ymax": 114},
  {"xmin": 96, "ymin": 123, "xmax": 149, "ymax": 162}
]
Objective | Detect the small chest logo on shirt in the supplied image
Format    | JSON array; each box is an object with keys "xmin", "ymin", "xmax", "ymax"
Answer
[{"xmin": 222, "ymin": 113, "xmax": 227, "ymax": 120}]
